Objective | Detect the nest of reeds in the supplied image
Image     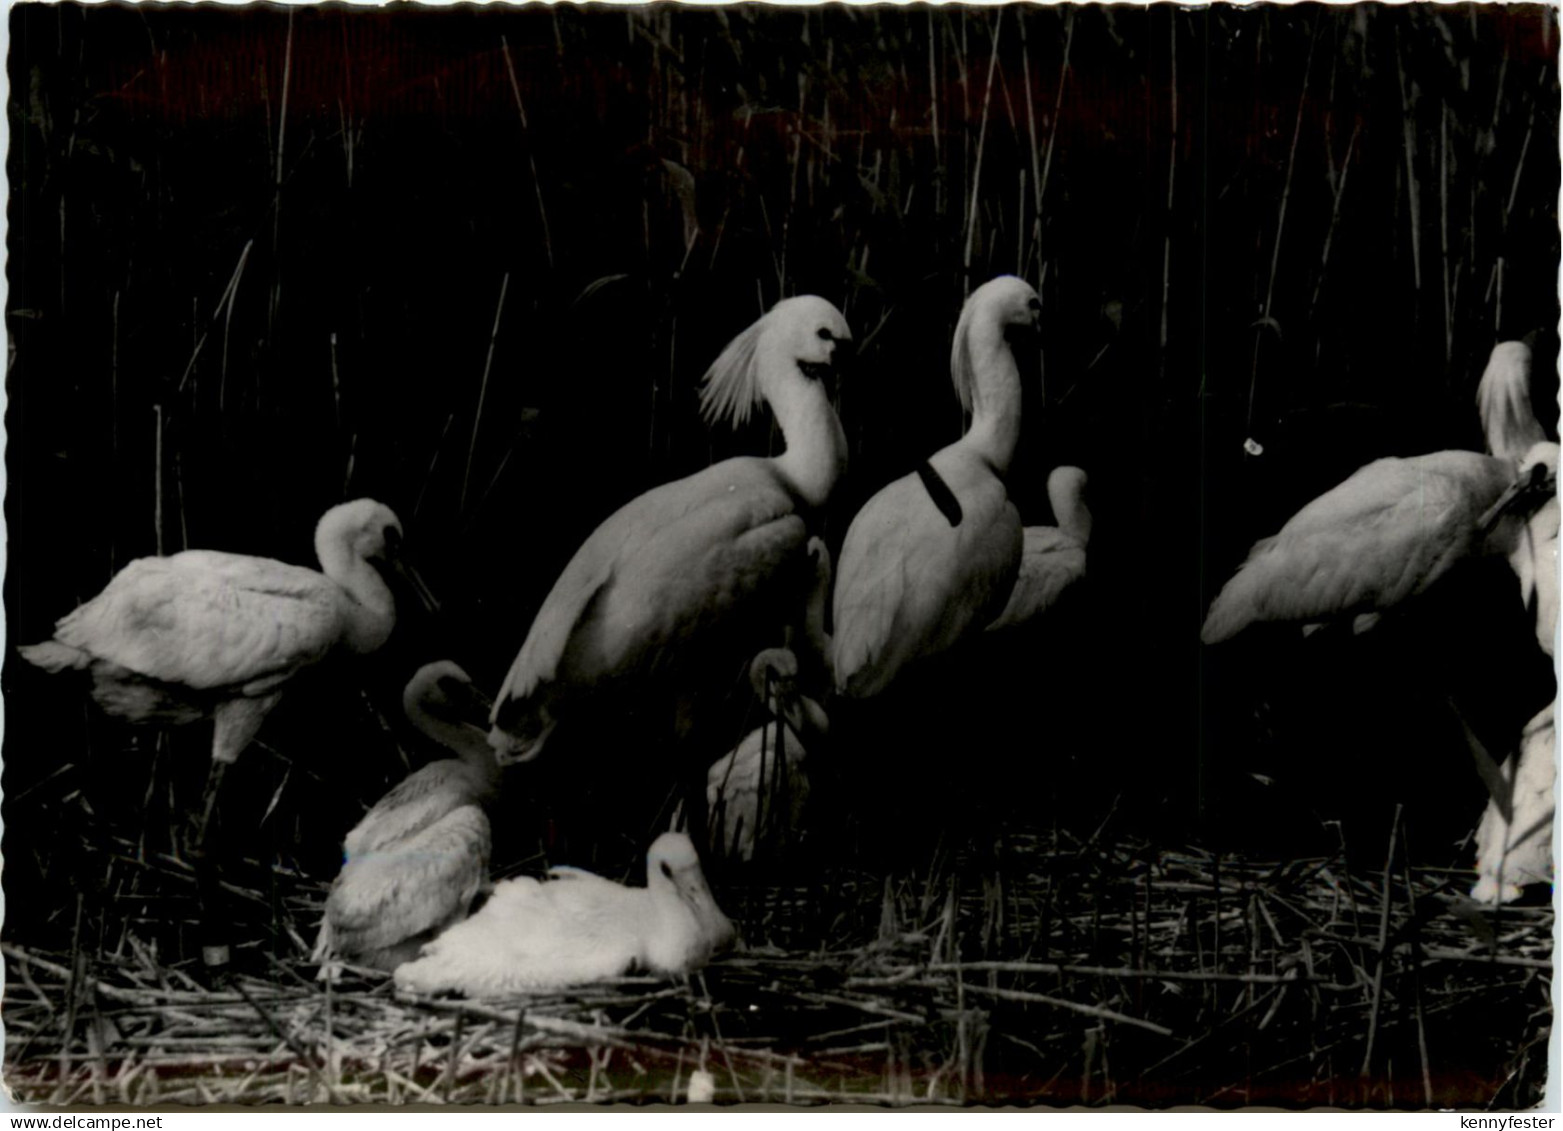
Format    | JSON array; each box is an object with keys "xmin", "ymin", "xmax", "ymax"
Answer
[{"xmin": 4, "ymin": 823, "xmax": 1550, "ymax": 1108}]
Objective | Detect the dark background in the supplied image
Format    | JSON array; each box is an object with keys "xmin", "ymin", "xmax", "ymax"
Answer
[{"xmin": 5, "ymin": 4, "xmax": 1560, "ymax": 946}]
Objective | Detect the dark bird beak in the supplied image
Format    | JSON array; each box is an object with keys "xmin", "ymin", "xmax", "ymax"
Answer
[
  {"xmin": 1479, "ymin": 462, "xmax": 1557, "ymax": 534},
  {"xmin": 392, "ymin": 557, "xmax": 443, "ymax": 615}
]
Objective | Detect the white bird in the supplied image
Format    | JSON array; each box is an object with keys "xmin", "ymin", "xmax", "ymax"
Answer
[
  {"xmin": 987, "ymin": 466, "xmax": 1090, "ymax": 633},
  {"xmin": 488, "ymin": 297, "xmax": 851, "ymax": 765},
  {"xmin": 19, "ymin": 498, "xmax": 418, "ymax": 834},
  {"xmin": 1204, "ymin": 342, "xmax": 1559, "ymax": 645},
  {"xmin": 832, "ymin": 276, "xmax": 1039, "ymax": 698},
  {"xmin": 1200, "ymin": 452, "xmax": 1525, "ymax": 643},
  {"xmin": 393, "ymin": 832, "xmax": 735, "ymax": 996},
  {"xmin": 1471, "ymin": 700, "xmax": 1556, "ymax": 905},
  {"xmin": 315, "ymin": 661, "xmax": 499, "ymax": 974},
  {"xmin": 684, "ymin": 646, "xmax": 827, "ymax": 861},
  {"xmin": 1468, "ymin": 440, "xmax": 1558, "ymax": 905}
]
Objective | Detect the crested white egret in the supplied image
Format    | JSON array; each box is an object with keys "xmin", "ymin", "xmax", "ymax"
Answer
[
  {"xmin": 832, "ymin": 277, "xmax": 1039, "ymax": 697},
  {"xmin": 489, "ymin": 297, "xmax": 851, "ymax": 766},
  {"xmin": 315, "ymin": 661, "xmax": 499, "ymax": 974},
  {"xmin": 393, "ymin": 832, "xmax": 734, "ymax": 996}
]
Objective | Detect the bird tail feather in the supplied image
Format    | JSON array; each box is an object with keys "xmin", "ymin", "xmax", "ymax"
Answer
[{"xmin": 17, "ymin": 640, "xmax": 92, "ymax": 673}]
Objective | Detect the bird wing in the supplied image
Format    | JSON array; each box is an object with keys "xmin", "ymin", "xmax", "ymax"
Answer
[
  {"xmin": 1202, "ymin": 452, "xmax": 1512, "ymax": 642},
  {"xmin": 833, "ymin": 453, "xmax": 1023, "ymax": 698},
  {"xmin": 50, "ymin": 552, "xmax": 347, "ymax": 692},
  {"xmin": 494, "ymin": 458, "xmax": 808, "ymax": 724},
  {"xmin": 324, "ymin": 806, "xmax": 490, "ymax": 962},
  {"xmin": 986, "ymin": 527, "xmax": 1087, "ymax": 632},
  {"xmin": 343, "ymin": 760, "xmax": 483, "ymax": 858}
]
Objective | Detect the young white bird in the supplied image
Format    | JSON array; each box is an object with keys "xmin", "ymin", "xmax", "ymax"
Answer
[
  {"xmin": 315, "ymin": 661, "xmax": 499, "ymax": 975},
  {"xmin": 684, "ymin": 646, "xmax": 827, "ymax": 862},
  {"xmin": 393, "ymin": 832, "xmax": 735, "ymax": 996},
  {"xmin": 488, "ymin": 297, "xmax": 851, "ymax": 766},
  {"xmin": 19, "ymin": 498, "xmax": 427, "ymax": 970},
  {"xmin": 987, "ymin": 466, "xmax": 1091, "ymax": 634},
  {"xmin": 832, "ymin": 277, "xmax": 1039, "ymax": 698},
  {"xmin": 19, "ymin": 499, "xmax": 415, "ymax": 782}
]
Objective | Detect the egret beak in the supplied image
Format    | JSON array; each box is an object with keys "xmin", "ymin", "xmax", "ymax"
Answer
[
  {"xmin": 489, "ymin": 722, "xmax": 550, "ymax": 767},
  {"xmin": 1479, "ymin": 463, "xmax": 1556, "ymax": 534},
  {"xmin": 392, "ymin": 558, "xmax": 442, "ymax": 615},
  {"xmin": 677, "ymin": 868, "xmax": 737, "ymax": 952}
]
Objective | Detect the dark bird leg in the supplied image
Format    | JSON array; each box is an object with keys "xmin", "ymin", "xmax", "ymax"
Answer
[
  {"xmin": 189, "ymin": 694, "xmax": 282, "ymax": 974},
  {"xmin": 189, "ymin": 761, "xmax": 231, "ymax": 975}
]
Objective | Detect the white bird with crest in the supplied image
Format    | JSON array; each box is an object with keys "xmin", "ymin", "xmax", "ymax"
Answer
[
  {"xmin": 393, "ymin": 832, "xmax": 735, "ymax": 996},
  {"xmin": 831, "ymin": 276, "xmax": 1039, "ymax": 698},
  {"xmin": 19, "ymin": 498, "xmax": 421, "ymax": 837},
  {"xmin": 987, "ymin": 466, "xmax": 1091, "ymax": 634},
  {"xmin": 488, "ymin": 296, "xmax": 851, "ymax": 765},
  {"xmin": 315, "ymin": 661, "xmax": 499, "ymax": 974}
]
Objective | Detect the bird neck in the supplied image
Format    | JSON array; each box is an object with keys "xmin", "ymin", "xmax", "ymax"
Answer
[
  {"xmin": 768, "ymin": 372, "xmax": 848, "ymax": 510},
  {"xmin": 958, "ymin": 323, "xmax": 1023, "ymax": 475},
  {"xmin": 318, "ymin": 547, "xmax": 398, "ymax": 654},
  {"xmin": 1049, "ymin": 474, "xmax": 1092, "ymax": 545},
  {"xmin": 415, "ymin": 713, "xmax": 501, "ymax": 789}
]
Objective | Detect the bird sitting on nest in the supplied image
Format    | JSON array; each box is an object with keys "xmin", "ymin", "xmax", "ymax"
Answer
[
  {"xmin": 393, "ymin": 832, "xmax": 735, "ymax": 996},
  {"xmin": 315, "ymin": 661, "xmax": 499, "ymax": 976}
]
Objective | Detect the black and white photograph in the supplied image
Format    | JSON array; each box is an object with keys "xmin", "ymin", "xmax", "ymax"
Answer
[{"xmin": 2, "ymin": 0, "xmax": 1558, "ymax": 1109}]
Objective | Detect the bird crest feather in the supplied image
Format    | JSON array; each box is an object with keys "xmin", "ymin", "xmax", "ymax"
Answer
[{"xmin": 699, "ymin": 314, "xmax": 768, "ymax": 430}]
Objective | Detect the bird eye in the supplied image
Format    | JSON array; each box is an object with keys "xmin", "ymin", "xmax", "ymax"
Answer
[
  {"xmin": 816, "ymin": 328, "xmax": 834, "ymax": 342},
  {"xmin": 659, "ymin": 861, "xmax": 674, "ymax": 879},
  {"xmin": 1027, "ymin": 297, "xmax": 1041, "ymax": 312}
]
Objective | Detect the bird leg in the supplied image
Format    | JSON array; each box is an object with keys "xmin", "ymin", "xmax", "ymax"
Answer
[
  {"xmin": 188, "ymin": 760, "xmax": 233, "ymax": 976},
  {"xmin": 189, "ymin": 694, "xmax": 278, "ymax": 975}
]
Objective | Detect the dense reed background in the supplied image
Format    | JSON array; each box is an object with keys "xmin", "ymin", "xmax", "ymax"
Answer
[{"xmin": 4, "ymin": 2, "xmax": 1558, "ymax": 1107}]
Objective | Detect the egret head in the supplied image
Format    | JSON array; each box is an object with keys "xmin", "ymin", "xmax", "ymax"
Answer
[
  {"xmin": 316, "ymin": 499, "xmax": 404, "ymax": 565},
  {"xmin": 647, "ymin": 832, "xmax": 737, "ymax": 952},
  {"xmin": 699, "ymin": 296, "xmax": 851, "ymax": 429},
  {"xmin": 404, "ymin": 661, "xmax": 492, "ymax": 729},
  {"xmin": 952, "ymin": 276, "xmax": 1042, "ymax": 415}
]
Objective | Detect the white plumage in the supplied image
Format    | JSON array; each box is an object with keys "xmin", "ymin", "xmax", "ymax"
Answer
[
  {"xmin": 688, "ymin": 646, "xmax": 826, "ymax": 861},
  {"xmin": 1200, "ymin": 451, "xmax": 1519, "ymax": 643},
  {"xmin": 1471, "ymin": 700, "xmax": 1556, "ymax": 905},
  {"xmin": 315, "ymin": 661, "xmax": 499, "ymax": 974},
  {"xmin": 832, "ymin": 277, "xmax": 1039, "ymax": 698},
  {"xmin": 1204, "ymin": 342, "xmax": 1557, "ymax": 644},
  {"xmin": 1476, "ymin": 340, "xmax": 1547, "ymax": 464},
  {"xmin": 393, "ymin": 832, "xmax": 734, "ymax": 996},
  {"xmin": 1468, "ymin": 440, "xmax": 1558, "ymax": 905},
  {"xmin": 19, "ymin": 497, "xmax": 409, "ymax": 785},
  {"xmin": 987, "ymin": 466, "xmax": 1090, "ymax": 633},
  {"xmin": 489, "ymin": 297, "xmax": 852, "ymax": 764}
]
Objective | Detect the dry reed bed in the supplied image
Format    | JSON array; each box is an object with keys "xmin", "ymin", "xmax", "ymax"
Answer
[{"xmin": 4, "ymin": 832, "xmax": 1550, "ymax": 1107}]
